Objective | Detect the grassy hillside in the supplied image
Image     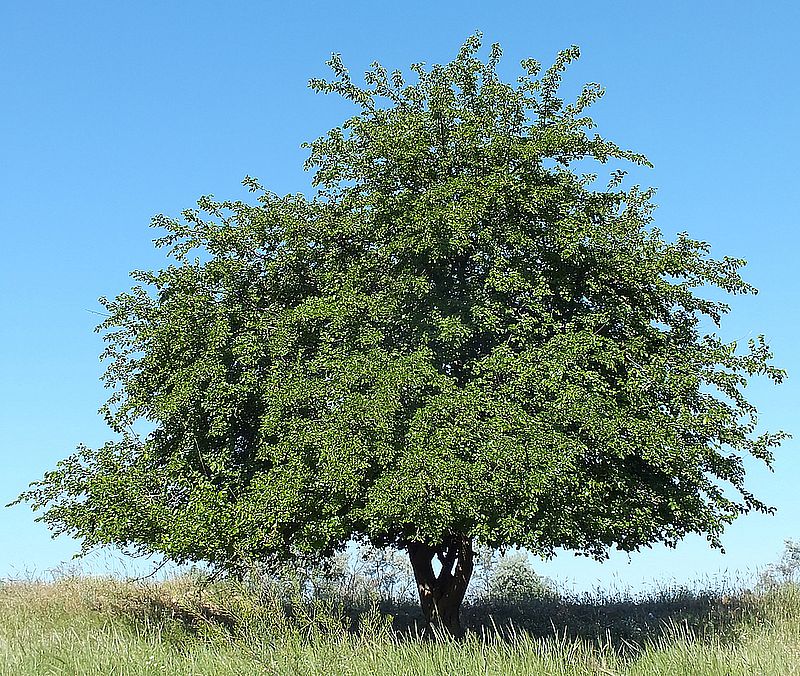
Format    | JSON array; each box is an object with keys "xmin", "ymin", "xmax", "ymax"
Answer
[{"xmin": 1, "ymin": 574, "xmax": 799, "ymax": 675}]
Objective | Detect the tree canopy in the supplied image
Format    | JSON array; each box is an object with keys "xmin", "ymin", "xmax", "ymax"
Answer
[{"xmin": 17, "ymin": 34, "xmax": 785, "ymax": 634}]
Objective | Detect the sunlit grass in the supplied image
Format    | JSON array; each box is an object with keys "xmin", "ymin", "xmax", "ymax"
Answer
[{"xmin": 1, "ymin": 574, "xmax": 798, "ymax": 675}]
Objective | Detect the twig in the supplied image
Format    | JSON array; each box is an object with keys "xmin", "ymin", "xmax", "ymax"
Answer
[{"xmin": 125, "ymin": 558, "xmax": 171, "ymax": 583}]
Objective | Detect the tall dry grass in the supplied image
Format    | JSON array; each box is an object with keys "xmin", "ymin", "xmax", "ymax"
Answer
[{"xmin": 1, "ymin": 569, "xmax": 799, "ymax": 675}]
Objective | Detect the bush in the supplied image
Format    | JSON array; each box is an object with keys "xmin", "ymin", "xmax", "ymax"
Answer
[{"xmin": 487, "ymin": 552, "xmax": 556, "ymax": 603}]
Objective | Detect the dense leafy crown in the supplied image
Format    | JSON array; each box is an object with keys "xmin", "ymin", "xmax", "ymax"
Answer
[{"xmin": 19, "ymin": 35, "xmax": 785, "ymax": 568}]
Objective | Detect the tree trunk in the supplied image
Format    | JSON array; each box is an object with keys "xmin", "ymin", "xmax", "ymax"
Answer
[{"xmin": 407, "ymin": 534, "xmax": 474, "ymax": 638}]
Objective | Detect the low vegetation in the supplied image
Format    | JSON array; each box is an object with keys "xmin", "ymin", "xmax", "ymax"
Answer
[{"xmin": 2, "ymin": 546, "xmax": 799, "ymax": 675}]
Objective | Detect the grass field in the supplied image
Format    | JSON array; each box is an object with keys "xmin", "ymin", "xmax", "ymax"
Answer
[{"xmin": 1, "ymin": 572, "xmax": 799, "ymax": 675}]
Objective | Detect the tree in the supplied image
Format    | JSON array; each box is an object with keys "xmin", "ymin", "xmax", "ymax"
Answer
[
  {"xmin": 760, "ymin": 540, "xmax": 800, "ymax": 586},
  {"xmin": 16, "ymin": 34, "xmax": 786, "ymax": 637}
]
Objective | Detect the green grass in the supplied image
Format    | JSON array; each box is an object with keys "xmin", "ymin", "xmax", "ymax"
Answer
[{"xmin": 1, "ymin": 574, "xmax": 799, "ymax": 675}]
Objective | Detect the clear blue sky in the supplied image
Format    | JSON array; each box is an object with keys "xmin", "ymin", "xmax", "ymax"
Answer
[{"xmin": 2, "ymin": 1, "xmax": 798, "ymax": 591}]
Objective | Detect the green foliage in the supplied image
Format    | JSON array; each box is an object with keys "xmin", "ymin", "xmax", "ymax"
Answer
[
  {"xmin": 15, "ymin": 34, "xmax": 785, "ymax": 574},
  {"xmin": 486, "ymin": 552, "xmax": 555, "ymax": 603}
]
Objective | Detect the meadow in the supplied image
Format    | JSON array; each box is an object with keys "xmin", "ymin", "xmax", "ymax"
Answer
[{"xmin": 2, "ymin": 556, "xmax": 799, "ymax": 676}]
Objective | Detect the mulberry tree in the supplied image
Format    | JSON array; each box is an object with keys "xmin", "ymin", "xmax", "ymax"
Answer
[{"xmin": 17, "ymin": 35, "xmax": 785, "ymax": 636}]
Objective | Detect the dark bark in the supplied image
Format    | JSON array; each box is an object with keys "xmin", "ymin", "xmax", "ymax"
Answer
[{"xmin": 407, "ymin": 534, "xmax": 474, "ymax": 638}]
